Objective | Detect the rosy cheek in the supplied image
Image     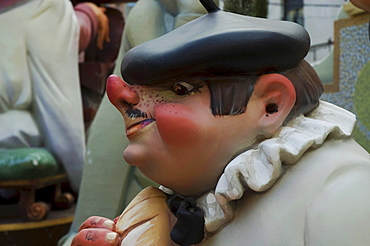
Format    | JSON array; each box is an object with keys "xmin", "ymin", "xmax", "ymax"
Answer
[{"xmin": 155, "ymin": 103, "xmax": 203, "ymax": 147}]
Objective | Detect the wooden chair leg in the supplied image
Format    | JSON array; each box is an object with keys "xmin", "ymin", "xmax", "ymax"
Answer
[
  {"xmin": 52, "ymin": 183, "xmax": 75, "ymax": 210},
  {"xmin": 19, "ymin": 188, "xmax": 49, "ymax": 221}
]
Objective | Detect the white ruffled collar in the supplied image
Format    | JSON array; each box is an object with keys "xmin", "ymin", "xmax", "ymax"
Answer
[{"xmin": 160, "ymin": 101, "xmax": 356, "ymax": 234}]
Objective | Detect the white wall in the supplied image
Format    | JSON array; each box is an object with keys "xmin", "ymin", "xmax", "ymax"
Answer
[
  {"xmin": 268, "ymin": 0, "xmax": 284, "ymax": 20},
  {"xmin": 268, "ymin": 0, "xmax": 345, "ymax": 63},
  {"xmin": 304, "ymin": 0, "xmax": 344, "ymax": 62}
]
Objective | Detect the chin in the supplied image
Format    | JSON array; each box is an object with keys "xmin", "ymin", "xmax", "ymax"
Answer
[
  {"xmin": 122, "ymin": 145, "xmax": 143, "ymax": 166},
  {"xmin": 123, "ymin": 145, "xmax": 160, "ymax": 178}
]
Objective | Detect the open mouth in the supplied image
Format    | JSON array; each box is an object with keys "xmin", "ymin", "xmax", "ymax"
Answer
[{"xmin": 126, "ymin": 119, "xmax": 155, "ymax": 137}]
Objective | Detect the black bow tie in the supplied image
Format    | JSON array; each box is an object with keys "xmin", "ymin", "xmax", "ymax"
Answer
[{"xmin": 167, "ymin": 193, "xmax": 205, "ymax": 246}]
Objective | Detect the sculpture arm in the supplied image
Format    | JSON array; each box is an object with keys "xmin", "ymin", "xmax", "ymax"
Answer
[
  {"xmin": 26, "ymin": 0, "xmax": 85, "ymax": 191},
  {"xmin": 124, "ymin": 0, "xmax": 167, "ymax": 49}
]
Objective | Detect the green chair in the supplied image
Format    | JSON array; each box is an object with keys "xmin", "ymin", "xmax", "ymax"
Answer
[{"xmin": 0, "ymin": 148, "xmax": 74, "ymax": 221}]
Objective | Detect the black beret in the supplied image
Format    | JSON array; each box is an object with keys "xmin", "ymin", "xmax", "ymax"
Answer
[{"xmin": 121, "ymin": 0, "xmax": 310, "ymax": 85}]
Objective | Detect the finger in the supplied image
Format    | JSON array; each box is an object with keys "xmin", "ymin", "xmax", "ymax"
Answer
[
  {"xmin": 97, "ymin": 32, "xmax": 104, "ymax": 50},
  {"xmin": 97, "ymin": 17, "xmax": 110, "ymax": 49},
  {"xmin": 105, "ymin": 23, "xmax": 110, "ymax": 43},
  {"xmin": 99, "ymin": 6, "xmax": 107, "ymax": 13},
  {"xmin": 97, "ymin": 24, "xmax": 104, "ymax": 50},
  {"xmin": 97, "ymin": 26, "xmax": 106, "ymax": 49},
  {"xmin": 71, "ymin": 228, "xmax": 119, "ymax": 246},
  {"xmin": 98, "ymin": 26, "xmax": 109, "ymax": 49},
  {"xmin": 79, "ymin": 216, "xmax": 115, "ymax": 231}
]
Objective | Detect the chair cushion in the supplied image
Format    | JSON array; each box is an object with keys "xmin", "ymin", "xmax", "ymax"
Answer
[{"xmin": 0, "ymin": 148, "xmax": 60, "ymax": 180}]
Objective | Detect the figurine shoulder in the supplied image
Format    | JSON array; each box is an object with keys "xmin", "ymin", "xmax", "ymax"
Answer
[{"xmin": 304, "ymin": 140, "xmax": 370, "ymax": 245}]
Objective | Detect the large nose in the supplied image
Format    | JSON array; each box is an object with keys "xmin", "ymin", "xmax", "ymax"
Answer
[{"xmin": 106, "ymin": 75, "xmax": 140, "ymax": 110}]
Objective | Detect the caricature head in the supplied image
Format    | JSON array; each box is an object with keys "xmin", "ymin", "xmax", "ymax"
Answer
[{"xmin": 107, "ymin": 0, "xmax": 323, "ymax": 196}]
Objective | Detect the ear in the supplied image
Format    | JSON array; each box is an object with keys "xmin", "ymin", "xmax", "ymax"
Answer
[{"xmin": 249, "ymin": 73, "xmax": 296, "ymax": 135}]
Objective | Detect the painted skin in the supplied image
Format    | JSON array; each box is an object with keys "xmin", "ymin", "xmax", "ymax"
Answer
[{"xmin": 106, "ymin": 74, "xmax": 262, "ymax": 197}]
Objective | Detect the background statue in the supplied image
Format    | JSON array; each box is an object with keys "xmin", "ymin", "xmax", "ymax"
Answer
[{"xmin": 0, "ymin": 0, "xmax": 92, "ymax": 192}]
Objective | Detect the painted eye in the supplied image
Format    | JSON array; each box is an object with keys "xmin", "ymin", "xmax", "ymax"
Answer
[{"xmin": 174, "ymin": 82, "xmax": 195, "ymax": 96}]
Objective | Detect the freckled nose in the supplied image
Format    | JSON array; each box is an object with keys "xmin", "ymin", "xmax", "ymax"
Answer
[{"xmin": 106, "ymin": 75, "xmax": 140, "ymax": 109}]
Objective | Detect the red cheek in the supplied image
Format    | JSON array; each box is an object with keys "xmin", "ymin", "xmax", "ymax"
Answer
[{"xmin": 155, "ymin": 104, "xmax": 203, "ymax": 147}]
